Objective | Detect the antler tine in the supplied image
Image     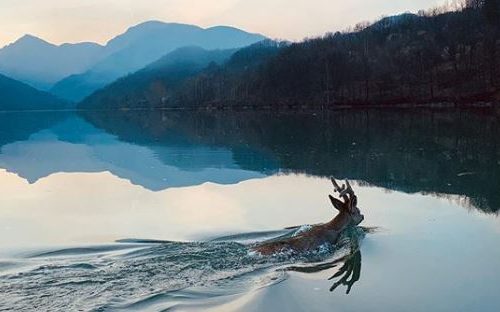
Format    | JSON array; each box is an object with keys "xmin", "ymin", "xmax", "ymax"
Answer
[
  {"xmin": 345, "ymin": 180, "xmax": 354, "ymax": 195},
  {"xmin": 330, "ymin": 177, "xmax": 343, "ymax": 193},
  {"xmin": 330, "ymin": 177, "xmax": 350, "ymax": 204},
  {"xmin": 344, "ymin": 180, "xmax": 358, "ymax": 211},
  {"xmin": 338, "ymin": 179, "xmax": 354, "ymax": 198}
]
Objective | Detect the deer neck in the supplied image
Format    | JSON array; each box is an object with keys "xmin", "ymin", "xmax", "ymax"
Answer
[{"xmin": 326, "ymin": 212, "xmax": 352, "ymax": 233}]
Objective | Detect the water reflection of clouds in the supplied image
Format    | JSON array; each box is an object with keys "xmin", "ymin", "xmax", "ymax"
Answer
[
  {"xmin": 0, "ymin": 171, "xmax": 331, "ymax": 248},
  {"xmin": 1, "ymin": 170, "xmax": 498, "ymax": 251}
]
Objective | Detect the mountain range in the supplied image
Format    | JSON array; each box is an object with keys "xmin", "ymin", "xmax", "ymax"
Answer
[
  {"xmin": 0, "ymin": 35, "xmax": 106, "ymax": 91},
  {"xmin": 79, "ymin": 9, "xmax": 500, "ymax": 111},
  {"xmin": 0, "ymin": 21, "xmax": 265, "ymax": 104},
  {"xmin": 3, "ymin": 6, "xmax": 497, "ymax": 112}
]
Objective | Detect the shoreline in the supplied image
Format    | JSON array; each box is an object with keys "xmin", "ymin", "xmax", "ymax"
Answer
[{"xmin": 1, "ymin": 100, "xmax": 499, "ymax": 114}]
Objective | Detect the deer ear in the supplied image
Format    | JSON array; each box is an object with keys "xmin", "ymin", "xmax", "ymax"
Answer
[{"xmin": 329, "ymin": 195, "xmax": 344, "ymax": 211}]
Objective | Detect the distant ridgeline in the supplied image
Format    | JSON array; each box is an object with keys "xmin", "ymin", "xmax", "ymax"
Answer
[
  {"xmin": 0, "ymin": 22, "xmax": 266, "ymax": 104},
  {"xmin": 49, "ymin": 23, "xmax": 266, "ymax": 102},
  {"xmin": 82, "ymin": 109, "xmax": 500, "ymax": 213},
  {"xmin": 80, "ymin": 4, "xmax": 500, "ymax": 110}
]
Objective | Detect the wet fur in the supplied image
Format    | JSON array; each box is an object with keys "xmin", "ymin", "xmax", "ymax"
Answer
[
  {"xmin": 252, "ymin": 179, "xmax": 364, "ymax": 255},
  {"xmin": 253, "ymin": 212, "xmax": 353, "ymax": 255}
]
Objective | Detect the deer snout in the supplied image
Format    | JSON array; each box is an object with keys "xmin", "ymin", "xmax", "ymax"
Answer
[{"xmin": 353, "ymin": 213, "xmax": 364, "ymax": 225}]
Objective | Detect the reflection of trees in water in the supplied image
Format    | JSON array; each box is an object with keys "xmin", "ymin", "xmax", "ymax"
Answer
[{"xmin": 82, "ymin": 109, "xmax": 500, "ymax": 212}]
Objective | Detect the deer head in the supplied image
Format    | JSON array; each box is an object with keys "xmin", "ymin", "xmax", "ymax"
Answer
[{"xmin": 328, "ymin": 178, "xmax": 364, "ymax": 226}]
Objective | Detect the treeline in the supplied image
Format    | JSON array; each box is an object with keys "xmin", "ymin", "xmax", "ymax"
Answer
[{"xmin": 81, "ymin": 2, "xmax": 500, "ymax": 109}]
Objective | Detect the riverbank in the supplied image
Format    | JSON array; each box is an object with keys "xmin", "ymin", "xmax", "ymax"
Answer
[
  {"xmin": 2, "ymin": 99, "xmax": 499, "ymax": 114},
  {"xmin": 76, "ymin": 100, "xmax": 500, "ymax": 113}
]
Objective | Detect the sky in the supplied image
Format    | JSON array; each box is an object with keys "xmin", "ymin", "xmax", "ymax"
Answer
[{"xmin": 0, "ymin": 0, "xmax": 447, "ymax": 47}]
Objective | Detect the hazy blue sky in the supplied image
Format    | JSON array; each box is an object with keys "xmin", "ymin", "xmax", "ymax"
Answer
[{"xmin": 0, "ymin": 0, "xmax": 446, "ymax": 47}]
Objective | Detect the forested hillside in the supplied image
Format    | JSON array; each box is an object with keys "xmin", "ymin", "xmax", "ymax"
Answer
[
  {"xmin": 0, "ymin": 74, "xmax": 67, "ymax": 111},
  {"xmin": 81, "ymin": 47, "xmax": 236, "ymax": 109},
  {"xmin": 81, "ymin": 2, "xmax": 500, "ymax": 109}
]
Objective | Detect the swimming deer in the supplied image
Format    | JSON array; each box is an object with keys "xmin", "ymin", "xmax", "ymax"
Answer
[{"xmin": 252, "ymin": 178, "xmax": 364, "ymax": 255}]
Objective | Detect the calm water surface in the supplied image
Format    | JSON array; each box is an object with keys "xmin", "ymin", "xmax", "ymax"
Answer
[{"xmin": 0, "ymin": 110, "xmax": 499, "ymax": 311}]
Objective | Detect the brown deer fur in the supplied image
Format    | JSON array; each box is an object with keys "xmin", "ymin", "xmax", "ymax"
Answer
[{"xmin": 252, "ymin": 178, "xmax": 364, "ymax": 255}]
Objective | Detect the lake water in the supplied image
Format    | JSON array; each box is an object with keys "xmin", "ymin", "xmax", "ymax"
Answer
[{"xmin": 0, "ymin": 109, "xmax": 499, "ymax": 311}]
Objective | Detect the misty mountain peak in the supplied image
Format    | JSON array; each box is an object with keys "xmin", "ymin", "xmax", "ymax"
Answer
[
  {"xmin": 206, "ymin": 25, "xmax": 252, "ymax": 33},
  {"xmin": 0, "ymin": 34, "xmax": 107, "ymax": 90},
  {"xmin": 129, "ymin": 20, "xmax": 202, "ymax": 31},
  {"xmin": 18, "ymin": 34, "xmax": 44, "ymax": 42},
  {"xmin": 12, "ymin": 34, "xmax": 53, "ymax": 48}
]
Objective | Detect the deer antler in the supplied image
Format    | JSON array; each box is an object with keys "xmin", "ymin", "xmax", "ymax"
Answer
[
  {"xmin": 331, "ymin": 178, "xmax": 355, "ymax": 197},
  {"xmin": 330, "ymin": 178, "xmax": 344, "ymax": 194},
  {"xmin": 330, "ymin": 177, "xmax": 357, "ymax": 211},
  {"xmin": 341, "ymin": 180, "xmax": 355, "ymax": 197}
]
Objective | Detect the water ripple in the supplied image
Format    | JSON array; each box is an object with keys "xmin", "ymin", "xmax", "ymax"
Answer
[{"xmin": 0, "ymin": 227, "xmax": 366, "ymax": 311}]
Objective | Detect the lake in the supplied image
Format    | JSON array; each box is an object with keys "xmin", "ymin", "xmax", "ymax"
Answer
[{"xmin": 0, "ymin": 109, "xmax": 499, "ymax": 311}]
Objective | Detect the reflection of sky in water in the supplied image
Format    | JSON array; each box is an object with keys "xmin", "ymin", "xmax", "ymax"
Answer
[
  {"xmin": 1, "ymin": 171, "xmax": 499, "ymax": 311},
  {"xmin": 1, "ymin": 171, "xmax": 498, "ymax": 247},
  {"xmin": 0, "ymin": 173, "xmax": 335, "ymax": 248}
]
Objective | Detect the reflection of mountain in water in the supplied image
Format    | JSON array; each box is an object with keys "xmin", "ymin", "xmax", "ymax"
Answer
[
  {"xmin": 0, "ymin": 112, "xmax": 66, "ymax": 147},
  {"xmin": 0, "ymin": 113, "xmax": 269, "ymax": 190},
  {"xmin": 83, "ymin": 109, "xmax": 500, "ymax": 212}
]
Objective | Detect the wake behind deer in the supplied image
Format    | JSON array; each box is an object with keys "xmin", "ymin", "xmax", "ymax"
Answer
[{"xmin": 252, "ymin": 178, "xmax": 365, "ymax": 255}]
